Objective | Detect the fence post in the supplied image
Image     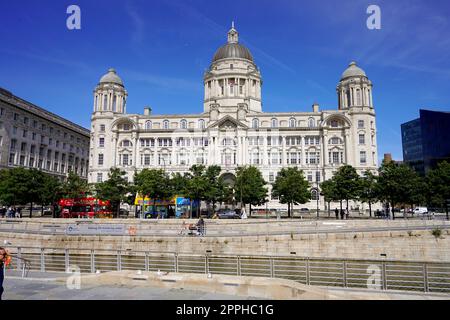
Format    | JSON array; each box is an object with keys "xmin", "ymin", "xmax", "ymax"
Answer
[
  {"xmin": 90, "ymin": 250, "xmax": 95, "ymax": 273},
  {"xmin": 343, "ymin": 261, "xmax": 347, "ymax": 287},
  {"xmin": 65, "ymin": 249, "xmax": 69, "ymax": 272},
  {"xmin": 17, "ymin": 247, "xmax": 22, "ymax": 273},
  {"xmin": 174, "ymin": 253, "xmax": 178, "ymax": 273},
  {"xmin": 270, "ymin": 257, "xmax": 274, "ymax": 278},
  {"xmin": 117, "ymin": 250, "xmax": 122, "ymax": 271},
  {"xmin": 237, "ymin": 256, "xmax": 241, "ymax": 276},
  {"xmin": 40, "ymin": 248, "xmax": 45, "ymax": 272},
  {"xmin": 306, "ymin": 258, "xmax": 310, "ymax": 286},
  {"xmin": 423, "ymin": 264, "xmax": 429, "ymax": 293},
  {"xmin": 205, "ymin": 255, "xmax": 209, "ymax": 274},
  {"xmin": 145, "ymin": 252, "xmax": 149, "ymax": 272}
]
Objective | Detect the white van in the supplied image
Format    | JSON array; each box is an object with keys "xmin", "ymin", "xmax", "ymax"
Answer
[{"xmin": 413, "ymin": 207, "xmax": 428, "ymax": 215}]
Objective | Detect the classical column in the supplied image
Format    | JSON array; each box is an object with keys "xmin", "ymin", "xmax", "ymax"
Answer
[
  {"xmin": 171, "ymin": 137, "xmax": 176, "ymax": 167},
  {"xmin": 133, "ymin": 134, "xmax": 138, "ymax": 169},
  {"xmin": 281, "ymin": 136, "xmax": 286, "ymax": 166},
  {"xmin": 301, "ymin": 136, "xmax": 306, "ymax": 166},
  {"xmin": 153, "ymin": 138, "xmax": 158, "ymax": 167},
  {"xmin": 189, "ymin": 137, "xmax": 194, "ymax": 166},
  {"xmin": 322, "ymin": 132, "xmax": 328, "ymax": 166},
  {"xmin": 344, "ymin": 129, "xmax": 351, "ymax": 166}
]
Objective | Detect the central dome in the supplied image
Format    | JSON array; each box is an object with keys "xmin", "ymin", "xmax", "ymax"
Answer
[
  {"xmin": 212, "ymin": 23, "xmax": 254, "ymax": 63},
  {"xmin": 213, "ymin": 43, "xmax": 254, "ymax": 62}
]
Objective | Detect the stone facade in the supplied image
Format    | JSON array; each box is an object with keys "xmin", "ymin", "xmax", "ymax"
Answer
[
  {"xmin": 88, "ymin": 25, "xmax": 378, "ymax": 210},
  {"xmin": 0, "ymin": 87, "xmax": 90, "ymax": 180}
]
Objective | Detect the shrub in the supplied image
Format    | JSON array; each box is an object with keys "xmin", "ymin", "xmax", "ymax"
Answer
[{"xmin": 432, "ymin": 228, "xmax": 442, "ymax": 239}]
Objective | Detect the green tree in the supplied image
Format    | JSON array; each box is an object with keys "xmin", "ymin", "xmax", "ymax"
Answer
[
  {"xmin": 332, "ymin": 165, "xmax": 360, "ymax": 215},
  {"xmin": 427, "ymin": 161, "xmax": 450, "ymax": 220},
  {"xmin": 271, "ymin": 167, "xmax": 310, "ymax": 218},
  {"xmin": 60, "ymin": 171, "xmax": 90, "ymax": 199},
  {"xmin": 358, "ymin": 170, "xmax": 378, "ymax": 218},
  {"xmin": 203, "ymin": 165, "xmax": 225, "ymax": 216},
  {"xmin": 377, "ymin": 161, "xmax": 423, "ymax": 220},
  {"xmin": 0, "ymin": 168, "xmax": 33, "ymax": 208},
  {"xmin": 185, "ymin": 165, "xmax": 208, "ymax": 218},
  {"xmin": 320, "ymin": 179, "xmax": 339, "ymax": 218},
  {"xmin": 235, "ymin": 166, "xmax": 268, "ymax": 216},
  {"xmin": 134, "ymin": 169, "xmax": 173, "ymax": 216},
  {"xmin": 38, "ymin": 173, "xmax": 62, "ymax": 217},
  {"xmin": 96, "ymin": 168, "xmax": 130, "ymax": 218},
  {"xmin": 170, "ymin": 172, "xmax": 189, "ymax": 196}
]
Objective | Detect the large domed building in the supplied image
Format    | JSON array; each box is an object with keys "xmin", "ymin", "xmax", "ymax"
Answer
[{"xmin": 89, "ymin": 24, "xmax": 378, "ymax": 212}]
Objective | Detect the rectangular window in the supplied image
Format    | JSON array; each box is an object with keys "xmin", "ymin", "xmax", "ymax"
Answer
[
  {"xmin": 316, "ymin": 171, "xmax": 321, "ymax": 182},
  {"xmin": 269, "ymin": 172, "xmax": 275, "ymax": 183},
  {"xmin": 360, "ymin": 151, "xmax": 367, "ymax": 164},
  {"xmin": 29, "ymin": 157, "xmax": 34, "ymax": 167},
  {"xmin": 14, "ymin": 113, "xmax": 19, "ymax": 121},
  {"xmin": 19, "ymin": 155, "xmax": 25, "ymax": 166},
  {"xmin": 100, "ymin": 124, "xmax": 105, "ymax": 132},
  {"xmin": 307, "ymin": 172, "xmax": 313, "ymax": 182},
  {"xmin": 10, "ymin": 139, "xmax": 16, "ymax": 150},
  {"xmin": 97, "ymin": 173, "xmax": 103, "ymax": 183},
  {"xmin": 122, "ymin": 154, "xmax": 129, "ymax": 166},
  {"xmin": 0, "ymin": 107, "xmax": 3, "ymax": 117},
  {"xmin": 21, "ymin": 142, "xmax": 26, "ymax": 152},
  {"xmin": 98, "ymin": 154, "xmax": 104, "ymax": 166},
  {"xmin": 99, "ymin": 137, "xmax": 105, "ymax": 148},
  {"xmin": 359, "ymin": 134, "xmax": 365, "ymax": 145},
  {"xmin": 9, "ymin": 153, "xmax": 15, "ymax": 165},
  {"xmin": 13, "ymin": 126, "xmax": 17, "ymax": 135},
  {"xmin": 358, "ymin": 120, "xmax": 365, "ymax": 128}
]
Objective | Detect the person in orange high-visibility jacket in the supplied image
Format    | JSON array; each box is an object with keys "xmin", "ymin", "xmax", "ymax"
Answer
[{"xmin": 0, "ymin": 247, "xmax": 10, "ymax": 300}]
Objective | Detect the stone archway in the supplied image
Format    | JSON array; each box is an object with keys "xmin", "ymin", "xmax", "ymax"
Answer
[{"xmin": 219, "ymin": 172, "xmax": 237, "ymax": 208}]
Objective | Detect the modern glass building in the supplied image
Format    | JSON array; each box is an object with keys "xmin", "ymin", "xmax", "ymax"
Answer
[{"xmin": 401, "ymin": 109, "xmax": 450, "ymax": 175}]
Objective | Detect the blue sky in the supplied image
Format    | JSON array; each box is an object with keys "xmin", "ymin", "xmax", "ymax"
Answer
[{"xmin": 1, "ymin": 0, "xmax": 450, "ymax": 162}]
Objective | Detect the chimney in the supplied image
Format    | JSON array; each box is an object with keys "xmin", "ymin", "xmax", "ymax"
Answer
[
  {"xmin": 312, "ymin": 102, "xmax": 319, "ymax": 113},
  {"xmin": 144, "ymin": 106, "xmax": 152, "ymax": 116}
]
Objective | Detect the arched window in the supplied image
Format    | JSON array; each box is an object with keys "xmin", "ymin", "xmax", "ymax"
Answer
[
  {"xmin": 180, "ymin": 119, "xmax": 187, "ymax": 129},
  {"xmin": 198, "ymin": 119, "xmax": 205, "ymax": 129},
  {"xmin": 271, "ymin": 118, "xmax": 278, "ymax": 128},
  {"xmin": 289, "ymin": 118, "xmax": 296, "ymax": 128},
  {"xmin": 145, "ymin": 121, "xmax": 152, "ymax": 130},
  {"xmin": 308, "ymin": 118, "xmax": 315, "ymax": 128},
  {"xmin": 330, "ymin": 120, "xmax": 339, "ymax": 128},
  {"xmin": 329, "ymin": 137, "xmax": 343, "ymax": 145},
  {"xmin": 311, "ymin": 189, "xmax": 319, "ymax": 201},
  {"xmin": 222, "ymin": 138, "xmax": 236, "ymax": 146},
  {"xmin": 120, "ymin": 140, "xmax": 133, "ymax": 147},
  {"xmin": 163, "ymin": 120, "xmax": 169, "ymax": 130},
  {"xmin": 252, "ymin": 118, "xmax": 259, "ymax": 129}
]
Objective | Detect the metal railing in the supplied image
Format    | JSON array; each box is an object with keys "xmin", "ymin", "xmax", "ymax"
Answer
[{"xmin": 5, "ymin": 246, "xmax": 450, "ymax": 294}]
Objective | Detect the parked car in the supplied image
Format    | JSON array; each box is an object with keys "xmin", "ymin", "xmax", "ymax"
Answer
[
  {"xmin": 300, "ymin": 208, "xmax": 310, "ymax": 214},
  {"xmin": 217, "ymin": 209, "xmax": 241, "ymax": 219},
  {"xmin": 413, "ymin": 207, "xmax": 428, "ymax": 215}
]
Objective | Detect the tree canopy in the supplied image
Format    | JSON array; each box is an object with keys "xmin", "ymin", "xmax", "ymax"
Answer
[{"xmin": 271, "ymin": 167, "xmax": 310, "ymax": 218}]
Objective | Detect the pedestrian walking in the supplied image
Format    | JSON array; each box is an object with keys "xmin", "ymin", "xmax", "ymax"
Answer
[
  {"xmin": 0, "ymin": 207, "xmax": 6, "ymax": 218},
  {"xmin": 196, "ymin": 218, "xmax": 205, "ymax": 236},
  {"xmin": 340, "ymin": 209, "xmax": 345, "ymax": 220},
  {"xmin": 334, "ymin": 208, "xmax": 339, "ymax": 220},
  {"xmin": 6, "ymin": 207, "xmax": 13, "ymax": 218},
  {"xmin": 0, "ymin": 247, "xmax": 11, "ymax": 300},
  {"xmin": 345, "ymin": 208, "xmax": 350, "ymax": 220}
]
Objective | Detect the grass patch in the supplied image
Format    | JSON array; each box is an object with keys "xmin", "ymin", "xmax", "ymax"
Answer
[{"xmin": 431, "ymin": 228, "xmax": 443, "ymax": 239}]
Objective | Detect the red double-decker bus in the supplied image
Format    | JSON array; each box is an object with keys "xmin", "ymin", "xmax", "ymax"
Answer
[{"xmin": 58, "ymin": 198, "xmax": 113, "ymax": 219}]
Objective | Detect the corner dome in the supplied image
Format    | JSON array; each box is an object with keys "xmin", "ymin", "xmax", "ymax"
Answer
[
  {"xmin": 99, "ymin": 68, "xmax": 124, "ymax": 86},
  {"xmin": 213, "ymin": 43, "xmax": 254, "ymax": 62},
  {"xmin": 341, "ymin": 61, "xmax": 367, "ymax": 80}
]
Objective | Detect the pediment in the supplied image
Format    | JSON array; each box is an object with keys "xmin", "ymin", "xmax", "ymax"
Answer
[{"xmin": 208, "ymin": 115, "xmax": 248, "ymax": 129}]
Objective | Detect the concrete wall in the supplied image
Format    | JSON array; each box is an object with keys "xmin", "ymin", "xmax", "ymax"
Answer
[{"xmin": 1, "ymin": 219, "xmax": 449, "ymax": 262}]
